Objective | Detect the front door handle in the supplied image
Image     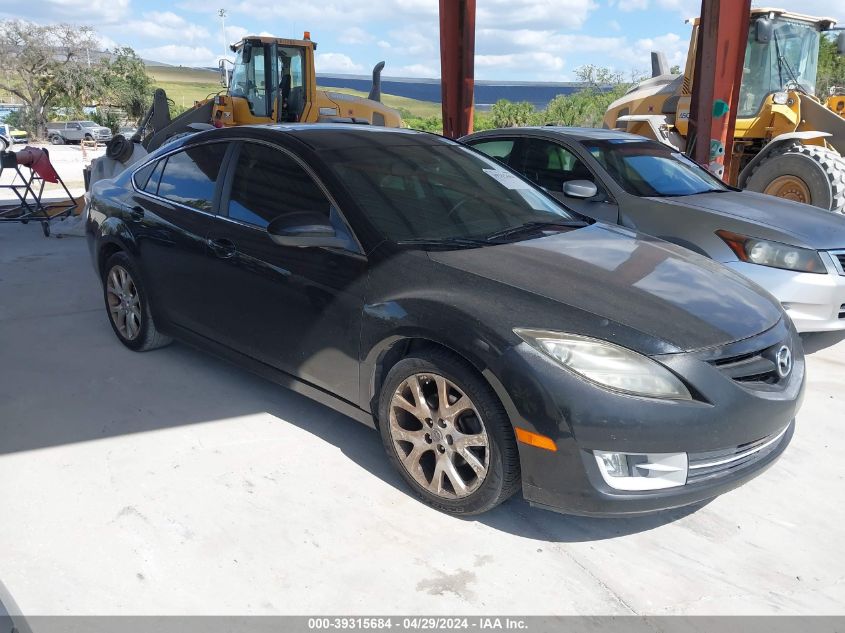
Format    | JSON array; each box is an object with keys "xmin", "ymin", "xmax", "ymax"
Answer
[
  {"xmin": 208, "ymin": 237, "xmax": 237, "ymax": 259},
  {"xmin": 129, "ymin": 206, "xmax": 144, "ymax": 221}
]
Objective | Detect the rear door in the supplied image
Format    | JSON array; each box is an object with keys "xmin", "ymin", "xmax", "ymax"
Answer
[
  {"xmin": 128, "ymin": 141, "xmax": 230, "ymax": 336},
  {"xmin": 65, "ymin": 123, "xmax": 82, "ymax": 142},
  {"xmin": 204, "ymin": 140, "xmax": 367, "ymax": 403}
]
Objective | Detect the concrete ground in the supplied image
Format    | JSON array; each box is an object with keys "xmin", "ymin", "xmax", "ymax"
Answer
[{"xmin": 1, "ymin": 222, "xmax": 844, "ymax": 616}]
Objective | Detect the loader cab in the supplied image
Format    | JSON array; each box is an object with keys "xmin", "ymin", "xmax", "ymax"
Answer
[
  {"xmin": 218, "ymin": 36, "xmax": 315, "ymax": 126},
  {"xmin": 737, "ymin": 13, "xmax": 832, "ymax": 117}
]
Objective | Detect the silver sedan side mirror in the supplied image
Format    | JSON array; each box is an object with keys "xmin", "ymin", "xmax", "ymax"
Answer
[{"xmin": 563, "ymin": 180, "xmax": 598, "ymax": 199}]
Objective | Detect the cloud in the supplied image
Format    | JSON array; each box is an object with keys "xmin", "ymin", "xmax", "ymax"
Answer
[
  {"xmin": 393, "ymin": 63, "xmax": 439, "ymax": 78},
  {"xmin": 1, "ymin": 0, "xmax": 130, "ymax": 23},
  {"xmin": 477, "ymin": 0, "xmax": 598, "ymax": 30},
  {"xmin": 476, "ymin": 52, "xmax": 566, "ymax": 77},
  {"xmin": 632, "ymin": 32, "xmax": 688, "ymax": 68},
  {"xmin": 315, "ymin": 52, "xmax": 364, "ymax": 73},
  {"xmin": 126, "ymin": 12, "xmax": 210, "ymax": 44},
  {"xmin": 225, "ymin": 25, "xmax": 250, "ymax": 44},
  {"xmin": 138, "ymin": 44, "xmax": 217, "ymax": 67},
  {"xmin": 339, "ymin": 27, "xmax": 374, "ymax": 45}
]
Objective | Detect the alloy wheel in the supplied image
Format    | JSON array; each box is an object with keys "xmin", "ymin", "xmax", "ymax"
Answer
[
  {"xmin": 106, "ymin": 265, "xmax": 142, "ymax": 340},
  {"xmin": 388, "ymin": 373, "xmax": 489, "ymax": 498}
]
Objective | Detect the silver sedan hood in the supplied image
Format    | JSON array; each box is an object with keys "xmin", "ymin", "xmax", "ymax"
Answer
[{"xmin": 652, "ymin": 191, "xmax": 845, "ymax": 250}]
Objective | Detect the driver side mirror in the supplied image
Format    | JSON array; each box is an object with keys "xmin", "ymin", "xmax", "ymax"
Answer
[
  {"xmin": 267, "ymin": 211, "xmax": 348, "ymax": 248},
  {"xmin": 563, "ymin": 180, "xmax": 599, "ymax": 199},
  {"xmin": 218, "ymin": 59, "xmax": 228, "ymax": 87},
  {"xmin": 838, "ymin": 32, "xmax": 845, "ymax": 56},
  {"xmin": 755, "ymin": 18, "xmax": 773, "ymax": 43}
]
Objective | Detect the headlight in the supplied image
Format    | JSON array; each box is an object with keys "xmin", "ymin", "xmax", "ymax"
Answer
[
  {"xmin": 514, "ymin": 329, "xmax": 691, "ymax": 400},
  {"xmin": 716, "ymin": 230, "xmax": 825, "ymax": 274}
]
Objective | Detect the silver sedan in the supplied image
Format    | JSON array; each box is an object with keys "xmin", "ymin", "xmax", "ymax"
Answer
[{"xmin": 462, "ymin": 127, "xmax": 845, "ymax": 333}]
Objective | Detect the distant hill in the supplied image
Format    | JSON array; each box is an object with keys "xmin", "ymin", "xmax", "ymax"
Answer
[{"xmin": 144, "ymin": 63, "xmax": 597, "ymax": 111}]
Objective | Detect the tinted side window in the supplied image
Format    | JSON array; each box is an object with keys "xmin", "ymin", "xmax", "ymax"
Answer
[
  {"xmin": 470, "ymin": 139, "xmax": 516, "ymax": 165},
  {"xmin": 157, "ymin": 143, "xmax": 227, "ymax": 211},
  {"xmin": 518, "ymin": 139, "xmax": 595, "ymax": 192},
  {"xmin": 133, "ymin": 162, "xmax": 155, "ymax": 191},
  {"xmin": 227, "ymin": 142, "xmax": 331, "ymax": 228}
]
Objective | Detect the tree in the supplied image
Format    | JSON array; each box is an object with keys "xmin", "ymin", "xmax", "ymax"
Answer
[
  {"xmin": 574, "ymin": 64, "xmax": 625, "ymax": 88},
  {"xmin": 97, "ymin": 47, "xmax": 153, "ymax": 121},
  {"xmin": 489, "ymin": 99, "xmax": 536, "ymax": 128},
  {"xmin": 817, "ymin": 34, "xmax": 845, "ymax": 98},
  {"xmin": 0, "ymin": 20, "xmax": 100, "ymax": 137}
]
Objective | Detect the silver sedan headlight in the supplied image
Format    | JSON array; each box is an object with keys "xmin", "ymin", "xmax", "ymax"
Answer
[
  {"xmin": 716, "ymin": 230, "xmax": 826, "ymax": 274},
  {"xmin": 514, "ymin": 329, "xmax": 692, "ymax": 400}
]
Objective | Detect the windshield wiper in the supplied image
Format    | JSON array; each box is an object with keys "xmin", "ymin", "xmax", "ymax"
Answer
[
  {"xmin": 483, "ymin": 220, "xmax": 585, "ymax": 243},
  {"xmin": 397, "ymin": 236, "xmax": 491, "ymax": 249}
]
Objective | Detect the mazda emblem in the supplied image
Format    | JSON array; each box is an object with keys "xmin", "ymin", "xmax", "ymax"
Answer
[{"xmin": 776, "ymin": 346, "xmax": 792, "ymax": 378}]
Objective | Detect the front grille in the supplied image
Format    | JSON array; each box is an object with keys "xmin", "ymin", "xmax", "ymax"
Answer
[
  {"xmin": 711, "ymin": 347, "xmax": 781, "ymax": 385},
  {"xmin": 687, "ymin": 425, "xmax": 790, "ymax": 484},
  {"xmin": 829, "ymin": 250, "xmax": 845, "ymax": 275}
]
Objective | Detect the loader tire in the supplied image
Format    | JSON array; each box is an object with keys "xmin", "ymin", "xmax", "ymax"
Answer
[{"xmin": 746, "ymin": 144, "xmax": 845, "ymax": 214}]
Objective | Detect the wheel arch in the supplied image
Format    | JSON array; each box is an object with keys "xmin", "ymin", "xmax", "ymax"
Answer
[{"xmin": 364, "ymin": 333, "xmax": 519, "ymax": 430}]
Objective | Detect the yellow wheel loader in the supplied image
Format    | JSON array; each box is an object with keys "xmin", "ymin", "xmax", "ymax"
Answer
[
  {"xmin": 88, "ymin": 33, "xmax": 401, "ymax": 188},
  {"xmin": 604, "ymin": 9, "xmax": 845, "ymax": 214}
]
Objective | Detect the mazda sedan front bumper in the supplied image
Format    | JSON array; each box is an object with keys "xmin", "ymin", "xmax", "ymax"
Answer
[{"xmin": 496, "ymin": 318, "xmax": 804, "ymax": 517}]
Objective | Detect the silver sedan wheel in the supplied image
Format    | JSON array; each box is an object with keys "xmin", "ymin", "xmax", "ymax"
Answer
[
  {"xmin": 106, "ymin": 265, "xmax": 142, "ymax": 340},
  {"xmin": 388, "ymin": 373, "xmax": 490, "ymax": 498}
]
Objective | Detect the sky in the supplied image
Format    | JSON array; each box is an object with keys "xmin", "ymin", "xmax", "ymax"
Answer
[{"xmin": 0, "ymin": 0, "xmax": 841, "ymax": 81}]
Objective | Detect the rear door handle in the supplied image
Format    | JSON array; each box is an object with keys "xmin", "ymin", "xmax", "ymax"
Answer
[
  {"xmin": 207, "ymin": 237, "xmax": 237, "ymax": 259},
  {"xmin": 129, "ymin": 206, "xmax": 144, "ymax": 221}
]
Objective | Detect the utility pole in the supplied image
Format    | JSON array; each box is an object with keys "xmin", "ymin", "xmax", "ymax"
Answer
[{"xmin": 218, "ymin": 9, "xmax": 228, "ymax": 61}]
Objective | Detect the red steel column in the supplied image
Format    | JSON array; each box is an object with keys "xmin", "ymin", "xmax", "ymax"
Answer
[
  {"xmin": 439, "ymin": 0, "xmax": 476, "ymax": 138},
  {"xmin": 688, "ymin": 0, "xmax": 751, "ymax": 179}
]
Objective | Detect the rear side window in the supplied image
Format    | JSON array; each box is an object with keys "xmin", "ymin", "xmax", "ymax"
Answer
[
  {"xmin": 133, "ymin": 162, "xmax": 156, "ymax": 191},
  {"xmin": 469, "ymin": 139, "xmax": 516, "ymax": 165},
  {"xmin": 157, "ymin": 143, "xmax": 228, "ymax": 211},
  {"xmin": 226, "ymin": 142, "xmax": 332, "ymax": 228}
]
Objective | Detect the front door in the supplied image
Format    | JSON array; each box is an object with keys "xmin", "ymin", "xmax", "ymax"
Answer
[
  {"xmin": 515, "ymin": 138, "xmax": 619, "ymax": 223},
  {"xmin": 204, "ymin": 140, "xmax": 367, "ymax": 403}
]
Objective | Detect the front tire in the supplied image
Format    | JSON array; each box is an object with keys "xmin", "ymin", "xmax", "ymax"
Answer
[
  {"xmin": 377, "ymin": 349, "xmax": 520, "ymax": 515},
  {"xmin": 102, "ymin": 252, "xmax": 172, "ymax": 352},
  {"xmin": 0, "ymin": 137, "xmax": 8, "ymax": 152},
  {"xmin": 746, "ymin": 144, "xmax": 845, "ymax": 214}
]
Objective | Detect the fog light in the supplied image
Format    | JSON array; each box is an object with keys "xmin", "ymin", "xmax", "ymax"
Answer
[
  {"xmin": 594, "ymin": 450, "xmax": 688, "ymax": 491},
  {"xmin": 598, "ymin": 452, "xmax": 628, "ymax": 477}
]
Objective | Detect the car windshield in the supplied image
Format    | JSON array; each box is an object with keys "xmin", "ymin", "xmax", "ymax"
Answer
[
  {"xmin": 80, "ymin": 121, "xmax": 98, "ymax": 127},
  {"xmin": 323, "ymin": 144, "xmax": 580, "ymax": 244},
  {"xmin": 583, "ymin": 139, "xmax": 728, "ymax": 197}
]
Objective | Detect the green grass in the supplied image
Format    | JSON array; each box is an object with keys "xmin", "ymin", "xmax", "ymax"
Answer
[
  {"xmin": 317, "ymin": 86, "xmax": 441, "ymax": 118},
  {"xmin": 145, "ymin": 64, "xmax": 441, "ymax": 119}
]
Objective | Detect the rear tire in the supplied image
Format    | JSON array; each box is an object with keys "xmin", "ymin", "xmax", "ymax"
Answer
[
  {"xmin": 746, "ymin": 144, "xmax": 845, "ymax": 214},
  {"xmin": 49, "ymin": 134, "xmax": 64, "ymax": 145},
  {"xmin": 102, "ymin": 252, "xmax": 172, "ymax": 352},
  {"xmin": 377, "ymin": 349, "xmax": 521, "ymax": 515}
]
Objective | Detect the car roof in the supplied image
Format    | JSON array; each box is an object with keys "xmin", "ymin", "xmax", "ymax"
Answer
[
  {"xmin": 463, "ymin": 126, "xmax": 651, "ymax": 143},
  {"xmin": 182, "ymin": 123, "xmax": 456, "ymax": 152}
]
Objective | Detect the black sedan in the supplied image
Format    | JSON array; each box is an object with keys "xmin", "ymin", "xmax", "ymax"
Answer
[{"xmin": 86, "ymin": 124, "xmax": 804, "ymax": 517}]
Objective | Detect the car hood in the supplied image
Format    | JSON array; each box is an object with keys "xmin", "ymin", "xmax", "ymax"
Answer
[
  {"xmin": 652, "ymin": 191, "xmax": 845, "ymax": 250},
  {"xmin": 428, "ymin": 224, "xmax": 783, "ymax": 352}
]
